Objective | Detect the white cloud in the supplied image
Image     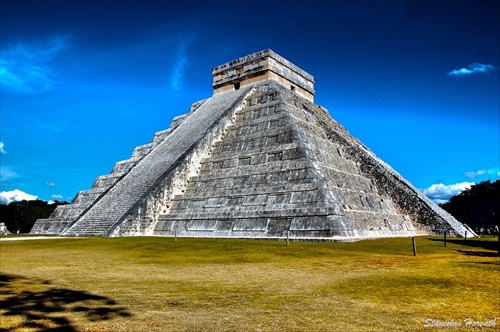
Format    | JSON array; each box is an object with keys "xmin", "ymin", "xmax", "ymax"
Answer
[
  {"xmin": 46, "ymin": 182, "xmax": 56, "ymax": 188},
  {"xmin": 448, "ymin": 63, "xmax": 495, "ymax": 77},
  {"xmin": 0, "ymin": 189, "xmax": 38, "ymax": 204},
  {"xmin": 0, "ymin": 36, "xmax": 68, "ymax": 94},
  {"xmin": 421, "ymin": 182, "xmax": 474, "ymax": 204},
  {"xmin": 0, "ymin": 142, "xmax": 5, "ymax": 154},
  {"xmin": 51, "ymin": 194, "xmax": 63, "ymax": 200}
]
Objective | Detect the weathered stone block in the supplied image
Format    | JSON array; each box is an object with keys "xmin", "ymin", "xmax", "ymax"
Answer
[
  {"xmin": 233, "ymin": 218, "xmax": 267, "ymax": 231},
  {"xmin": 243, "ymin": 194, "xmax": 268, "ymax": 206},
  {"xmin": 267, "ymin": 218, "xmax": 292, "ymax": 237}
]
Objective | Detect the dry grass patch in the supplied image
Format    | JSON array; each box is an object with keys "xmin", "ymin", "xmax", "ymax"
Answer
[{"xmin": 0, "ymin": 236, "xmax": 498, "ymax": 331}]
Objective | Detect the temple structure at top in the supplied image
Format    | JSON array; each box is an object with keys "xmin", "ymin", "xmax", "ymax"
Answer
[
  {"xmin": 31, "ymin": 49, "xmax": 474, "ymax": 240},
  {"xmin": 212, "ymin": 49, "xmax": 315, "ymax": 102}
]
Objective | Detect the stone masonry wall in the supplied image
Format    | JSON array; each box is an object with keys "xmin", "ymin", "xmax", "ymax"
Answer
[
  {"xmin": 154, "ymin": 81, "xmax": 353, "ymax": 238},
  {"xmin": 278, "ymin": 88, "xmax": 422, "ymax": 239}
]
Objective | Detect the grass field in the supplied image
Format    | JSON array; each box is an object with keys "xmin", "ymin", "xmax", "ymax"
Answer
[{"xmin": 0, "ymin": 235, "xmax": 498, "ymax": 331}]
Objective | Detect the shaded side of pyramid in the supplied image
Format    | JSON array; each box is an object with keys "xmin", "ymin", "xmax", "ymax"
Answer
[{"xmin": 31, "ymin": 49, "xmax": 473, "ymax": 239}]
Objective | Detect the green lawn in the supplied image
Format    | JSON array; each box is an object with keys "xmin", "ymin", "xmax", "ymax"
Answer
[{"xmin": 0, "ymin": 236, "xmax": 498, "ymax": 331}]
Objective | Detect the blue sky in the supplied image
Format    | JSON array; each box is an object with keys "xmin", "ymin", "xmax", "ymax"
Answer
[{"xmin": 1, "ymin": 0, "xmax": 498, "ymax": 204}]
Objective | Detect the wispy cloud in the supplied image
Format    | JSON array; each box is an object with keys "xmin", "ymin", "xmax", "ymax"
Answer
[
  {"xmin": 169, "ymin": 43, "xmax": 189, "ymax": 90},
  {"xmin": 0, "ymin": 142, "xmax": 6, "ymax": 154},
  {"xmin": 421, "ymin": 182, "xmax": 474, "ymax": 204},
  {"xmin": 46, "ymin": 182, "xmax": 56, "ymax": 188},
  {"xmin": 448, "ymin": 63, "xmax": 495, "ymax": 77},
  {"xmin": 51, "ymin": 194, "xmax": 63, "ymax": 200},
  {"xmin": 464, "ymin": 170, "xmax": 486, "ymax": 178},
  {"xmin": 0, "ymin": 167, "xmax": 18, "ymax": 182},
  {"xmin": 0, "ymin": 36, "xmax": 68, "ymax": 94},
  {"xmin": 464, "ymin": 168, "xmax": 499, "ymax": 179}
]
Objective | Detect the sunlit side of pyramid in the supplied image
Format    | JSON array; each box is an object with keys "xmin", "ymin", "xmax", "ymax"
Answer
[{"xmin": 31, "ymin": 50, "xmax": 473, "ymax": 240}]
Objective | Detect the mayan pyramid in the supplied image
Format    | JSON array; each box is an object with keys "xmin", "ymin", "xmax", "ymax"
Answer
[{"xmin": 31, "ymin": 49, "xmax": 473, "ymax": 240}]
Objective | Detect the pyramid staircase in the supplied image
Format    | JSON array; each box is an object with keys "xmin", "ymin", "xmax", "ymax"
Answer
[
  {"xmin": 59, "ymin": 88, "xmax": 250, "ymax": 236},
  {"xmin": 30, "ymin": 100, "xmax": 206, "ymax": 234}
]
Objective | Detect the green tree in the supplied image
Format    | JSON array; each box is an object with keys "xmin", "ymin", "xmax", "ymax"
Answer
[
  {"xmin": 440, "ymin": 180, "xmax": 500, "ymax": 233},
  {"xmin": 0, "ymin": 200, "xmax": 69, "ymax": 233}
]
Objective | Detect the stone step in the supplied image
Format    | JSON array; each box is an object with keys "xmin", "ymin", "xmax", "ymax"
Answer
[
  {"xmin": 177, "ymin": 182, "xmax": 322, "ymax": 200},
  {"xmin": 161, "ymin": 205, "xmax": 342, "ymax": 220}
]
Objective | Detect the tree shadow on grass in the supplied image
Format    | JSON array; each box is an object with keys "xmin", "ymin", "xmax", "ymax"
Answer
[
  {"xmin": 429, "ymin": 238, "xmax": 499, "ymax": 258},
  {"xmin": 0, "ymin": 273, "xmax": 131, "ymax": 331},
  {"xmin": 454, "ymin": 250, "xmax": 499, "ymax": 258},
  {"xmin": 429, "ymin": 238, "xmax": 498, "ymax": 251}
]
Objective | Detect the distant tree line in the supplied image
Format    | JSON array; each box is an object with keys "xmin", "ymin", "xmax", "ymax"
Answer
[
  {"xmin": 440, "ymin": 180, "xmax": 500, "ymax": 235},
  {"xmin": 0, "ymin": 200, "xmax": 69, "ymax": 234}
]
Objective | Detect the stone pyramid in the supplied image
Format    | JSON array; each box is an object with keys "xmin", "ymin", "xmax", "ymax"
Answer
[{"xmin": 31, "ymin": 49, "xmax": 473, "ymax": 240}]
